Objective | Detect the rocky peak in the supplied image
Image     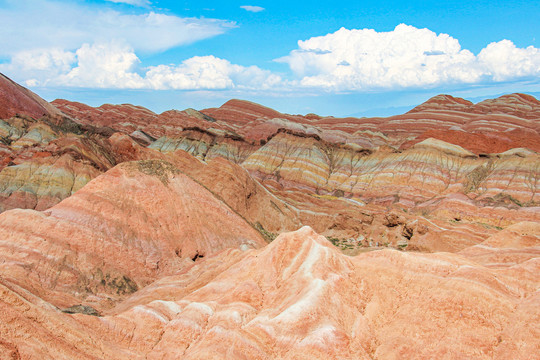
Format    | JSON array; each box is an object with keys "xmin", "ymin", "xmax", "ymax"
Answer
[
  {"xmin": 407, "ymin": 94, "xmax": 473, "ymax": 113},
  {"xmin": 472, "ymin": 93, "xmax": 540, "ymax": 119},
  {"xmin": 0, "ymin": 73, "xmax": 62, "ymax": 119}
]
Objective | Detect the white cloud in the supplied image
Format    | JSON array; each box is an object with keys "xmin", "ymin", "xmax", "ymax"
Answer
[
  {"xmin": 2, "ymin": 15, "xmax": 538, "ymax": 94},
  {"xmin": 0, "ymin": 0, "xmax": 235, "ymax": 56},
  {"xmin": 105, "ymin": 0, "xmax": 151, "ymax": 6},
  {"xmin": 8, "ymin": 49, "xmax": 75, "ymax": 74},
  {"xmin": 57, "ymin": 42, "xmax": 145, "ymax": 88},
  {"xmin": 145, "ymin": 58, "xmax": 234, "ymax": 90},
  {"xmin": 0, "ymin": 48, "xmax": 76, "ymax": 87},
  {"xmin": 277, "ymin": 24, "xmax": 540, "ymax": 91},
  {"xmin": 240, "ymin": 5, "xmax": 265, "ymax": 12},
  {"xmin": 2, "ymin": 42, "xmax": 281, "ymax": 90},
  {"xmin": 478, "ymin": 40, "xmax": 540, "ymax": 81},
  {"xmin": 146, "ymin": 56, "xmax": 281, "ymax": 90}
]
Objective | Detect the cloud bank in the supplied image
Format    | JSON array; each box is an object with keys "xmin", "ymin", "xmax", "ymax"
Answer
[
  {"xmin": 277, "ymin": 24, "xmax": 540, "ymax": 90},
  {"xmin": 0, "ymin": 4, "xmax": 538, "ymax": 94},
  {"xmin": 1, "ymin": 42, "xmax": 281, "ymax": 90}
]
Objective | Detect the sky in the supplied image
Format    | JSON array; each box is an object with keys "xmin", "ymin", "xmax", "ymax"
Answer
[{"xmin": 0, "ymin": 0, "xmax": 539, "ymax": 116}]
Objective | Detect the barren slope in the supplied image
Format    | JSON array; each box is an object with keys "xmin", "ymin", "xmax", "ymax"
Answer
[
  {"xmin": 0, "ymin": 160, "xmax": 265, "ymax": 310},
  {"xmin": 1, "ymin": 226, "xmax": 538, "ymax": 359},
  {"xmin": 0, "ymin": 73, "xmax": 62, "ymax": 119},
  {"xmin": 0, "ymin": 75, "xmax": 539, "ymax": 359}
]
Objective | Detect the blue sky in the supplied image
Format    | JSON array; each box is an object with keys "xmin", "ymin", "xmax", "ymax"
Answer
[{"xmin": 0, "ymin": 0, "xmax": 539, "ymax": 116}]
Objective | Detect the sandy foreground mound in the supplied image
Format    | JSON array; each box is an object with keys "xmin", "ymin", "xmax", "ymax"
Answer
[{"xmin": 0, "ymin": 224, "xmax": 538, "ymax": 359}]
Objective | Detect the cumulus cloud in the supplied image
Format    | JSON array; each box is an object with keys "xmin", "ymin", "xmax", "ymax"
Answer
[
  {"xmin": 105, "ymin": 0, "xmax": 151, "ymax": 6},
  {"xmin": 8, "ymin": 49, "xmax": 75, "ymax": 74},
  {"xmin": 2, "ymin": 15, "xmax": 538, "ymax": 94},
  {"xmin": 478, "ymin": 40, "xmax": 540, "ymax": 81},
  {"xmin": 56, "ymin": 42, "xmax": 145, "ymax": 88},
  {"xmin": 0, "ymin": 0, "xmax": 235, "ymax": 56},
  {"xmin": 1, "ymin": 42, "xmax": 281, "ymax": 90},
  {"xmin": 240, "ymin": 5, "xmax": 265, "ymax": 13},
  {"xmin": 0, "ymin": 48, "xmax": 76, "ymax": 87},
  {"xmin": 277, "ymin": 24, "xmax": 540, "ymax": 90},
  {"xmin": 0, "ymin": 0, "xmax": 276, "ymax": 92},
  {"xmin": 146, "ymin": 56, "xmax": 281, "ymax": 90}
]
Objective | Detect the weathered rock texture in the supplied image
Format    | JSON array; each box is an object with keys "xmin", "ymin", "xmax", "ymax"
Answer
[
  {"xmin": 1, "ymin": 73, "xmax": 539, "ymax": 358},
  {"xmin": 0, "ymin": 160, "xmax": 265, "ymax": 310},
  {"xmin": 1, "ymin": 226, "xmax": 538, "ymax": 359},
  {"xmin": 0, "ymin": 73, "xmax": 62, "ymax": 119},
  {"xmin": 53, "ymin": 92, "xmax": 540, "ymax": 208}
]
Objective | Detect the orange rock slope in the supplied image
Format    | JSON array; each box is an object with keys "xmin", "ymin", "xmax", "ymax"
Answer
[
  {"xmin": 1, "ymin": 225, "xmax": 538, "ymax": 359},
  {"xmin": 0, "ymin": 160, "xmax": 266, "ymax": 310},
  {"xmin": 0, "ymin": 72, "xmax": 539, "ymax": 358}
]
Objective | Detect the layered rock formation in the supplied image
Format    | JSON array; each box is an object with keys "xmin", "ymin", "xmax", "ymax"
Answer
[
  {"xmin": 51, "ymin": 99, "xmax": 226, "ymax": 139},
  {"xmin": 1, "ymin": 226, "xmax": 538, "ymax": 359},
  {"xmin": 0, "ymin": 159, "xmax": 265, "ymax": 310},
  {"xmin": 0, "ymin": 77, "xmax": 125, "ymax": 212},
  {"xmin": 54, "ymin": 92, "xmax": 540, "ymax": 153},
  {"xmin": 0, "ymin": 73, "xmax": 539, "ymax": 358},
  {"xmin": 54, "ymin": 92, "xmax": 540, "ymax": 205},
  {"xmin": 0, "ymin": 114, "xmax": 129, "ymax": 212},
  {"xmin": 0, "ymin": 73, "xmax": 61, "ymax": 119},
  {"xmin": 2, "ymin": 75, "xmax": 539, "ymax": 245},
  {"xmin": 242, "ymin": 132, "xmax": 540, "ymax": 206}
]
